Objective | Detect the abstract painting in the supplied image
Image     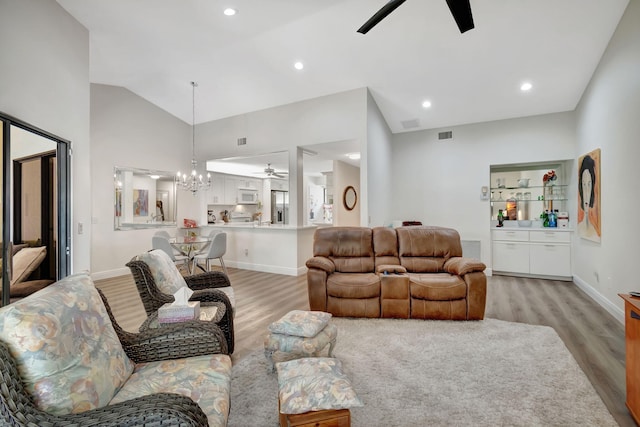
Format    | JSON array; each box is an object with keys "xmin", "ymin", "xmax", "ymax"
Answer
[{"xmin": 133, "ymin": 189, "xmax": 149, "ymax": 217}]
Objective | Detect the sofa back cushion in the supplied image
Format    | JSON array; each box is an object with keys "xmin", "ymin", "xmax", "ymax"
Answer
[
  {"xmin": 397, "ymin": 226, "xmax": 463, "ymax": 273},
  {"xmin": 135, "ymin": 249, "xmax": 188, "ymax": 294},
  {"xmin": 313, "ymin": 227, "xmax": 374, "ymax": 273},
  {"xmin": 372, "ymin": 227, "xmax": 400, "ymax": 268},
  {"xmin": 0, "ymin": 272, "xmax": 134, "ymax": 415}
]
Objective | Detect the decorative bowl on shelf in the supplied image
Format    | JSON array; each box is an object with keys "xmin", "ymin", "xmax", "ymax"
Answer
[
  {"xmin": 517, "ymin": 179, "xmax": 530, "ymax": 188},
  {"xmin": 518, "ymin": 220, "xmax": 532, "ymax": 227}
]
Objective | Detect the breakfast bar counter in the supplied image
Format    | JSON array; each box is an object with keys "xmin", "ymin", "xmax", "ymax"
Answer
[{"xmin": 201, "ymin": 224, "xmax": 319, "ymax": 276}]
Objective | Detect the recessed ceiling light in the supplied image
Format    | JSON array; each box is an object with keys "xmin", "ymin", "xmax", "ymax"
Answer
[
  {"xmin": 149, "ymin": 175, "xmax": 160, "ymax": 180},
  {"xmin": 223, "ymin": 8, "xmax": 236, "ymax": 16},
  {"xmin": 422, "ymin": 100, "xmax": 432, "ymax": 108},
  {"xmin": 346, "ymin": 152, "xmax": 360, "ymax": 160},
  {"xmin": 520, "ymin": 82, "xmax": 533, "ymax": 92},
  {"xmin": 294, "ymin": 61, "xmax": 304, "ymax": 70}
]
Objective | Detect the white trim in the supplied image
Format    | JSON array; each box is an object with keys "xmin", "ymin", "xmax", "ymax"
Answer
[{"xmin": 573, "ymin": 274, "xmax": 624, "ymax": 325}]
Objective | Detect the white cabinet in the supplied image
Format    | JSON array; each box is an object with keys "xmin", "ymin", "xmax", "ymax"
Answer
[
  {"xmin": 493, "ymin": 241, "xmax": 530, "ymax": 274},
  {"xmin": 224, "ymin": 177, "xmax": 237, "ymax": 205},
  {"xmin": 528, "ymin": 230, "xmax": 571, "ymax": 277},
  {"xmin": 491, "ymin": 229, "xmax": 572, "ymax": 280},
  {"xmin": 208, "ymin": 174, "xmax": 225, "ymax": 204},
  {"xmin": 270, "ymin": 178, "xmax": 288, "ymax": 191}
]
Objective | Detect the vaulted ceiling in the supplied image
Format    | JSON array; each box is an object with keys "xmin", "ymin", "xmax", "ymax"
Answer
[{"xmin": 58, "ymin": 0, "xmax": 629, "ymax": 134}]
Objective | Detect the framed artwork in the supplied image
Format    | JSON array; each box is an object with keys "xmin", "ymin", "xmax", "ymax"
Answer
[
  {"xmin": 115, "ymin": 189, "xmax": 122, "ymax": 217},
  {"xmin": 133, "ymin": 189, "xmax": 149, "ymax": 217},
  {"xmin": 577, "ymin": 148, "xmax": 601, "ymax": 242}
]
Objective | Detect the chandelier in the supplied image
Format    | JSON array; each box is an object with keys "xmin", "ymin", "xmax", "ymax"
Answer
[{"xmin": 177, "ymin": 81, "xmax": 211, "ymax": 195}]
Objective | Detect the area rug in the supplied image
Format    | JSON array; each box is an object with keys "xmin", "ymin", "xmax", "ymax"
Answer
[{"xmin": 228, "ymin": 318, "xmax": 616, "ymax": 426}]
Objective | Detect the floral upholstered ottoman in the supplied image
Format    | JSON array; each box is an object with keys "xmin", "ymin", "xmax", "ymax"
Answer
[
  {"xmin": 264, "ymin": 310, "xmax": 337, "ymax": 372},
  {"xmin": 276, "ymin": 357, "xmax": 362, "ymax": 427}
]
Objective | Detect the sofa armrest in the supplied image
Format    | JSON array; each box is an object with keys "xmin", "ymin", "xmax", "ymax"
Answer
[
  {"xmin": 444, "ymin": 257, "xmax": 486, "ymax": 276},
  {"xmin": 376, "ymin": 264, "xmax": 407, "ymax": 275},
  {"xmin": 185, "ymin": 271, "xmax": 231, "ymax": 290},
  {"xmin": 124, "ymin": 322, "xmax": 229, "ymax": 362},
  {"xmin": 306, "ymin": 256, "xmax": 335, "ymax": 274}
]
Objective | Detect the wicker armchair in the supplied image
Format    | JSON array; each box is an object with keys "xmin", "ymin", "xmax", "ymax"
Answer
[
  {"xmin": 127, "ymin": 255, "xmax": 235, "ymax": 354},
  {"xmin": 0, "ymin": 274, "xmax": 230, "ymax": 426}
]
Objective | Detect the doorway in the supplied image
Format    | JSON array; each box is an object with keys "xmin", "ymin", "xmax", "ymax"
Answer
[{"xmin": 0, "ymin": 112, "xmax": 71, "ymax": 306}]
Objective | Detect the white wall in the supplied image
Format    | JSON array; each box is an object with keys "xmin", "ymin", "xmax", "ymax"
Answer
[
  {"xmin": 333, "ymin": 160, "xmax": 360, "ymax": 226},
  {"xmin": 574, "ymin": 0, "xmax": 640, "ymax": 320},
  {"xmin": 0, "ymin": 0, "xmax": 91, "ymax": 272},
  {"xmin": 391, "ymin": 112, "xmax": 576, "ymax": 264},
  {"xmin": 90, "ymin": 84, "xmax": 192, "ymax": 276},
  {"xmin": 365, "ymin": 90, "xmax": 394, "ymax": 227},
  {"xmin": 196, "ymin": 88, "xmax": 368, "ymax": 226}
]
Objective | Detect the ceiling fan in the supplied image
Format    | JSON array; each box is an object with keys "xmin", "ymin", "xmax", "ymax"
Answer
[
  {"xmin": 357, "ymin": 0, "xmax": 474, "ymax": 35},
  {"xmin": 255, "ymin": 163, "xmax": 288, "ymax": 179}
]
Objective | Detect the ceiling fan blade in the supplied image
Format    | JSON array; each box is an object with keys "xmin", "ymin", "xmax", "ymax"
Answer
[
  {"xmin": 357, "ymin": 0, "xmax": 407, "ymax": 34},
  {"xmin": 445, "ymin": 0, "xmax": 474, "ymax": 33}
]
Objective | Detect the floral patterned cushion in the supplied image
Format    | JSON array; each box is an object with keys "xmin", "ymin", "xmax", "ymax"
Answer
[
  {"xmin": 0, "ymin": 272, "xmax": 134, "ymax": 415},
  {"xmin": 276, "ymin": 357, "xmax": 363, "ymax": 414},
  {"xmin": 265, "ymin": 323, "xmax": 337, "ymax": 355},
  {"xmin": 269, "ymin": 310, "xmax": 332, "ymax": 337},
  {"xmin": 110, "ymin": 354, "xmax": 232, "ymax": 427},
  {"xmin": 136, "ymin": 249, "xmax": 188, "ymax": 294}
]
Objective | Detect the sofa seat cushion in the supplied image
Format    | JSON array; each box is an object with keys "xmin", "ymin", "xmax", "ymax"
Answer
[
  {"xmin": 135, "ymin": 249, "xmax": 188, "ymax": 294},
  {"xmin": 409, "ymin": 273, "xmax": 467, "ymax": 301},
  {"xmin": 327, "ymin": 273, "xmax": 380, "ymax": 299},
  {"xmin": 0, "ymin": 273, "xmax": 135, "ymax": 415},
  {"xmin": 110, "ymin": 354, "xmax": 232, "ymax": 427}
]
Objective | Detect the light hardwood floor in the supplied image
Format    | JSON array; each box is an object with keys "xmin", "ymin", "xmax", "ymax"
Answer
[{"xmin": 95, "ymin": 269, "xmax": 633, "ymax": 426}]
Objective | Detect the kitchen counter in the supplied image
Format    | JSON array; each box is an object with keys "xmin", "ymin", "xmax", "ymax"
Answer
[
  {"xmin": 206, "ymin": 222, "xmax": 317, "ymax": 230},
  {"xmin": 200, "ymin": 224, "xmax": 317, "ymax": 276}
]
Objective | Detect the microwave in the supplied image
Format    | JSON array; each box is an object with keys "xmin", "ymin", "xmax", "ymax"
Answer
[{"xmin": 237, "ymin": 189, "xmax": 258, "ymax": 204}]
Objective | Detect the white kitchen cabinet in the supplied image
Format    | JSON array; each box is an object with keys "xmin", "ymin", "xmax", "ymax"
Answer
[
  {"xmin": 270, "ymin": 178, "xmax": 288, "ymax": 191},
  {"xmin": 208, "ymin": 174, "xmax": 225, "ymax": 204},
  {"xmin": 224, "ymin": 177, "xmax": 237, "ymax": 205},
  {"xmin": 491, "ymin": 228, "xmax": 572, "ymax": 280}
]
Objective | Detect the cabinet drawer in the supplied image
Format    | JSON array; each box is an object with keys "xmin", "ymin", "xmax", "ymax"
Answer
[
  {"xmin": 529, "ymin": 243, "xmax": 571, "ymax": 277},
  {"xmin": 492, "ymin": 229, "xmax": 529, "ymax": 242},
  {"xmin": 492, "ymin": 241, "xmax": 529, "ymax": 274},
  {"xmin": 529, "ymin": 230, "xmax": 571, "ymax": 243}
]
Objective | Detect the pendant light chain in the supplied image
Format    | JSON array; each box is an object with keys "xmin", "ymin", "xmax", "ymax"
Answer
[{"xmin": 177, "ymin": 80, "xmax": 211, "ymax": 195}]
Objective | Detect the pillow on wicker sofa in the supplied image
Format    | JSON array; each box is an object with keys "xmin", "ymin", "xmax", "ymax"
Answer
[
  {"xmin": 135, "ymin": 249, "xmax": 188, "ymax": 294},
  {"xmin": 0, "ymin": 272, "xmax": 135, "ymax": 415},
  {"xmin": 276, "ymin": 357, "xmax": 363, "ymax": 414}
]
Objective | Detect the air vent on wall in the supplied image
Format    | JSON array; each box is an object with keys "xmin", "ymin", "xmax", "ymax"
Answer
[
  {"xmin": 237, "ymin": 137, "xmax": 247, "ymax": 146},
  {"xmin": 401, "ymin": 119, "xmax": 420, "ymax": 130},
  {"xmin": 438, "ymin": 131, "xmax": 453, "ymax": 141}
]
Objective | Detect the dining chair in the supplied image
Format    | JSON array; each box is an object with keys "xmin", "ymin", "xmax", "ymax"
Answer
[
  {"xmin": 154, "ymin": 230, "xmax": 185, "ymax": 257},
  {"xmin": 192, "ymin": 232, "xmax": 227, "ymax": 275},
  {"xmin": 152, "ymin": 235, "xmax": 190, "ymax": 274}
]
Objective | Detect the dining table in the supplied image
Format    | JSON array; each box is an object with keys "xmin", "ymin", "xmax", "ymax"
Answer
[{"xmin": 170, "ymin": 236, "xmax": 211, "ymax": 271}]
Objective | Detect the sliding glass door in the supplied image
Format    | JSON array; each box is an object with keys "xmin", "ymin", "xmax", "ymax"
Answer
[{"xmin": 0, "ymin": 112, "xmax": 71, "ymax": 306}]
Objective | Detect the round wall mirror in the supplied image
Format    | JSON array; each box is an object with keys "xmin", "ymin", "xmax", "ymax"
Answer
[{"xmin": 343, "ymin": 186, "xmax": 357, "ymax": 211}]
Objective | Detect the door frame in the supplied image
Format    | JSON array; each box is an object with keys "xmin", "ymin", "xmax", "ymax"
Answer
[{"xmin": 0, "ymin": 112, "xmax": 71, "ymax": 306}]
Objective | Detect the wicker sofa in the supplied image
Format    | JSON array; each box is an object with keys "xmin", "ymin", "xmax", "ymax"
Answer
[
  {"xmin": 306, "ymin": 226, "xmax": 487, "ymax": 320},
  {"xmin": 0, "ymin": 272, "xmax": 231, "ymax": 426}
]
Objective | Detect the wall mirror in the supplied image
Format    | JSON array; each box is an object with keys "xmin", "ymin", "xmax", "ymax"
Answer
[
  {"xmin": 114, "ymin": 167, "xmax": 177, "ymax": 230},
  {"xmin": 343, "ymin": 185, "xmax": 357, "ymax": 211}
]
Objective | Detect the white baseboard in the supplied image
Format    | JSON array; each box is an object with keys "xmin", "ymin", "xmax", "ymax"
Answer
[{"xmin": 573, "ymin": 274, "xmax": 624, "ymax": 325}]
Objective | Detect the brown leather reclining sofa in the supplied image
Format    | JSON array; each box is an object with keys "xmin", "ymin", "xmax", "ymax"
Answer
[{"xmin": 306, "ymin": 226, "xmax": 487, "ymax": 320}]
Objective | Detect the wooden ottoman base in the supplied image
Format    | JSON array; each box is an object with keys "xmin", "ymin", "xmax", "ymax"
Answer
[{"xmin": 279, "ymin": 401, "xmax": 350, "ymax": 427}]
